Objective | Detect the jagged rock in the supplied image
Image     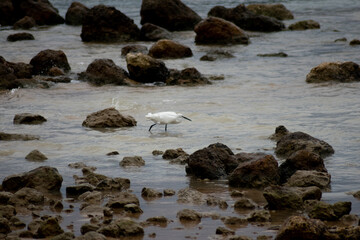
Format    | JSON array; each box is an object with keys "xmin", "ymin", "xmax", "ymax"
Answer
[
  {"xmin": 177, "ymin": 188, "xmax": 207, "ymax": 205},
  {"xmin": 121, "ymin": 45, "xmax": 148, "ymax": 57},
  {"xmin": 194, "ymin": 17, "xmax": 249, "ymax": 45},
  {"xmin": 124, "ymin": 203, "xmax": 143, "ymax": 213},
  {"xmin": 306, "ymin": 61, "xmax": 360, "ymax": 83},
  {"xmin": 13, "ymin": 16, "xmax": 36, "ymax": 29},
  {"xmin": 65, "ymin": 2, "xmax": 89, "ymax": 25},
  {"xmin": 247, "ymin": 210, "xmax": 271, "ymax": 222},
  {"xmin": 0, "ymin": 56, "xmax": 33, "ymax": 90},
  {"xmin": 82, "ymin": 108, "xmax": 136, "ymax": 128},
  {"xmin": 13, "ymin": 113, "xmax": 46, "ymax": 124},
  {"xmin": 216, "ymin": 226, "xmax": 235, "ymax": 236},
  {"xmin": 66, "ymin": 184, "xmax": 95, "ymax": 197},
  {"xmin": 0, "ymin": 192, "xmax": 13, "ymax": 205},
  {"xmin": 163, "ymin": 189, "xmax": 176, "ymax": 196},
  {"xmin": 221, "ymin": 216, "xmax": 248, "ymax": 227},
  {"xmin": 269, "ymin": 125, "xmax": 290, "ymax": 142},
  {"xmin": 97, "ymin": 218, "xmax": 144, "ymax": 237},
  {"xmin": 288, "ymin": 20, "xmax": 320, "ymax": 30},
  {"xmin": 140, "ymin": 0, "xmax": 202, "ymax": 31},
  {"xmin": 167, "ymin": 68, "xmax": 211, "ymax": 86},
  {"xmin": 80, "ymin": 223, "xmax": 100, "ymax": 235},
  {"xmin": 120, "ymin": 156, "xmax": 145, "ymax": 167},
  {"xmin": 141, "ymin": 187, "xmax": 163, "ymax": 198},
  {"xmin": 149, "ymin": 39, "xmax": 192, "ymax": 59},
  {"xmin": 140, "ymin": 23, "xmax": 171, "ymax": 41},
  {"xmin": 81, "ymin": 5, "xmax": 140, "ymax": 42},
  {"xmin": 285, "ymin": 170, "xmax": 331, "ymax": 189},
  {"xmin": 234, "ymin": 197, "xmax": 257, "ymax": 210},
  {"xmin": 76, "ymin": 231, "xmax": 106, "ymax": 240},
  {"xmin": 106, "ymin": 192, "xmax": 139, "ymax": 209},
  {"xmin": 25, "ymin": 149, "xmax": 48, "ymax": 161},
  {"xmin": 177, "ymin": 209, "xmax": 202, "ymax": 222},
  {"xmin": 30, "ymin": 49, "xmax": 71, "ymax": 75},
  {"xmin": 8, "ymin": 187, "xmax": 44, "ymax": 208},
  {"xmin": 306, "ymin": 200, "xmax": 351, "ymax": 221},
  {"xmin": 36, "ymin": 217, "xmax": 64, "ymax": 238},
  {"xmin": 79, "ymin": 191, "xmax": 102, "ymax": 204},
  {"xmin": 246, "ymin": 4, "xmax": 294, "ymax": 20},
  {"xmin": 208, "ymin": 4, "xmax": 285, "ymax": 32},
  {"xmin": 7, "ymin": 32, "xmax": 34, "ymax": 42}
]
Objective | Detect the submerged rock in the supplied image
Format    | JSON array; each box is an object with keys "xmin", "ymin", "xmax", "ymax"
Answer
[
  {"xmin": 177, "ymin": 209, "xmax": 202, "ymax": 222},
  {"xmin": 194, "ymin": 17, "xmax": 249, "ymax": 45},
  {"xmin": 97, "ymin": 218, "xmax": 144, "ymax": 237},
  {"xmin": 141, "ymin": 187, "xmax": 163, "ymax": 199},
  {"xmin": 65, "ymin": 2, "xmax": 89, "ymax": 25},
  {"xmin": 167, "ymin": 68, "xmax": 211, "ymax": 86},
  {"xmin": 82, "ymin": 108, "xmax": 137, "ymax": 128},
  {"xmin": 14, "ymin": 113, "xmax": 47, "ymax": 124},
  {"xmin": 0, "ymin": 132, "xmax": 39, "ymax": 141},
  {"xmin": 120, "ymin": 156, "xmax": 145, "ymax": 167},
  {"xmin": 246, "ymin": 3, "xmax": 294, "ymax": 20},
  {"xmin": 306, "ymin": 61, "xmax": 360, "ymax": 83},
  {"xmin": 288, "ymin": 20, "xmax": 320, "ymax": 30},
  {"xmin": 81, "ymin": 5, "xmax": 140, "ymax": 42},
  {"xmin": 140, "ymin": 0, "xmax": 202, "ymax": 31},
  {"xmin": 140, "ymin": 23, "xmax": 172, "ymax": 41},
  {"xmin": 149, "ymin": 39, "xmax": 193, "ymax": 59},
  {"xmin": 177, "ymin": 188, "xmax": 207, "ymax": 205},
  {"xmin": 30, "ymin": 49, "xmax": 71, "ymax": 76},
  {"xmin": 7, "ymin": 32, "xmax": 34, "ymax": 42},
  {"xmin": 25, "ymin": 150, "xmax": 48, "ymax": 161},
  {"xmin": 257, "ymin": 52, "xmax": 288, "ymax": 57},
  {"xmin": 350, "ymin": 39, "xmax": 360, "ymax": 45}
]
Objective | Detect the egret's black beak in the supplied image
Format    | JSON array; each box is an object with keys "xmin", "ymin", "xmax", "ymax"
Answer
[{"xmin": 182, "ymin": 116, "xmax": 192, "ymax": 121}]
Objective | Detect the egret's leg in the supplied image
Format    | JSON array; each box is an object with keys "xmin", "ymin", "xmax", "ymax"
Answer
[
  {"xmin": 149, "ymin": 124, "xmax": 156, "ymax": 131},
  {"xmin": 165, "ymin": 124, "xmax": 167, "ymax": 131}
]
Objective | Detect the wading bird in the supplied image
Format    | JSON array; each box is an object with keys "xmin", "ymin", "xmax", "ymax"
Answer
[{"xmin": 146, "ymin": 111, "xmax": 192, "ymax": 131}]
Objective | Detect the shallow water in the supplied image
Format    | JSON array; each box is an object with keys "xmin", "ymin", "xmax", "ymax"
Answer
[{"xmin": 1, "ymin": 0, "xmax": 360, "ymax": 238}]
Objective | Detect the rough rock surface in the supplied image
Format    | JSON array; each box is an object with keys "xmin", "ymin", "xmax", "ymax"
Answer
[
  {"xmin": 8, "ymin": 187, "xmax": 44, "ymax": 207},
  {"xmin": 30, "ymin": 49, "xmax": 71, "ymax": 75},
  {"xmin": 140, "ymin": 0, "xmax": 202, "ymax": 31},
  {"xmin": 13, "ymin": 113, "xmax": 47, "ymax": 124},
  {"xmin": 177, "ymin": 209, "xmax": 202, "ymax": 222},
  {"xmin": 288, "ymin": 20, "xmax": 320, "ymax": 30},
  {"xmin": 25, "ymin": 149, "xmax": 48, "ymax": 161},
  {"xmin": 208, "ymin": 4, "xmax": 285, "ymax": 32},
  {"xmin": 194, "ymin": 17, "xmax": 249, "ymax": 45},
  {"xmin": 140, "ymin": 23, "xmax": 172, "ymax": 41},
  {"xmin": 306, "ymin": 61, "xmax": 360, "ymax": 83},
  {"xmin": 246, "ymin": 3, "xmax": 294, "ymax": 20},
  {"xmin": 141, "ymin": 187, "xmax": 163, "ymax": 198},
  {"xmin": 97, "ymin": 218, "xmax": 144, "ymax": 237},
  {"xmin": 65, "ymin": 2, "xmax": 89, "ymax": 25},
  {"xmin": 120, "ymin": 156, "xmax": 145, "ymax": 167},
  {"xmin": 106, "ymin": 192, "xmax": 139, "ymax": 209},
  {"xmin": 126, "ymin": 53, "xmax": 169, "ymax": 83},
  {"xmin": 285, "ymin": 170, "xmax": 331, "ymax": 189},
  {"xmin": 306, "ymin": 200, "xmax": 352, "ymax": 221},
  {"xmin": 78, "ymin": 59, "xmax": 130, "ymax": 86},
  {"xmin": 149, "ymin": 39, "xmax": 193, "ymax": 59},
  {"xmin": 7, "ymin": 32, "xmax": 34, "ymax": 42},
  {"xmin": 177, "ymin": 188, "xmax": 207, "ymax": 205},
  {"xmin": 82, "ymin": 108, "xmax": 137, "ymax": 128},
  {"xmin": 81, "ymin": 5, "xmax": 140, "ymax": 42},
  {"xmin": 167, "ymin": 68, "xmax": 211, "ymax": 86},
  {"xmin": 36, "ymin": 217, "xmax": 64, "ymax": 238},
  {"xmin": 0, "ymin": 56, "xmax": 33, "ymax": 90},
  {"xmin": 66, "ymin": 183, "xmax": 95, "ymax": 197},
  {"xmin": 121, "ymin": 45, "xmax": 148, "ymax": 57},
  {"xmin": 13, "ymin": 16, "xmax": 36, "ymax": 29}
]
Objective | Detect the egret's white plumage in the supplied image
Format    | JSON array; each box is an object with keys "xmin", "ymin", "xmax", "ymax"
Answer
[{"xmin": 146, "ymin": 111, "xmax": 191, "ymax": 131}]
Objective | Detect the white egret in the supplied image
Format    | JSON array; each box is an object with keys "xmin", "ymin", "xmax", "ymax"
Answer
[{"xmin": 146, "ymin": 111, "xmax": 192, "ymax": 131}]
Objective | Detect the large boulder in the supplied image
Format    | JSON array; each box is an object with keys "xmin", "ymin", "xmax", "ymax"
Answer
[
  {"xmin": 148, "ymin": 39, "xmax": 193, "ymax": 59},
  {"xmin": 78, "ymin": 59, "xmax": 130, "ymax": 86},
  {"xmin": 140, "ymin": 23, "xmax": 172, "ymax": 41},
  {"xmin": 306, "ymin": 61, "xmax": 360, "ymax": 83},
  {"xmin": 278, "ymin": 150, "xmax": 328, "ymax": 184},
  {"xmin": 288, "ymin": 20, "xmax": 320, "ymax": 30},
  {"xmin": 194, "ymin": 17, "xmax": 249, "ymax": 45},
  {"xmin": 126, "ymin": 53, "xmax": 169, "ymax": 84},
  {"xmin": 2, "ymin": 166, "xmax": 63, "ymax": 192},
  {"xmin": 275, "ymin": 131, "xmax": 334, "ymax": 158},
  {"xmin": 13, "ymin": 113, "xmax": 47, "ymax": 124},
  {"xmin": 228, "ymin": 155, "xmax": 279, "ymax": 188},
  {"xmin": 65, "ymin": 2, "xmax": 89, "ymax": 25},
  {"xmin": 285, "ymin": 170, "xmax": 331, "ymax": 189},
  {"xmin": 186, "ymin": 143, "xmax": 237, "ymax": 180},
  {"xmin": 82, "ymin": 108, "xmax": 137, "ymax": 128},
  {"xmin": 140, "ymin": 0, "xmax": 202, "ymax": 31},
  {"xmin": 166, "ymin": 68, "xmax": 211, "ymax": 86},
  {"xmin": 246, "ymin": 3, "xmax": 294, "ymax": 20},
  {"xmin": 81, "ymin": 5, "xmax": 140, "ymax": 42},
  {"xmin": 30, "ymin": 49, "xmax": 71, "ymax": 75},
  {"xmin": 11, "ymin": 0, "xmax": 65, "ymax": 25},
  {"xmin": 208, "ymin": 4, "xmax": 285, "ymax": 32}
]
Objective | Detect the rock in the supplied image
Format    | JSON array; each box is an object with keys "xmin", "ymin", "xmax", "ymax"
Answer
[
  {"xmin": 228, "ymin": 155, "xmax": 279, "ymax": 188},
  {"xmin": 0, "ymin": 0, "xmax": 16, "ymax": 26},
  {"xmin": 352, "ymin": 190, "xmax": 360, "ymax": 199},
  {"xmin": 82, "ymin": 108, "xmax": 136, "ymax": 128},
  {"xmin": 149, "ymin": 39, "xmax": 192, "ymax": 59},
  {"xmin": 0, "ymin": 217, "xmax": 11, "ymax": 234},
  {"xmin": 97, "ymin": 218, "xmax": 144, "ymax": 237},
  {"xmin": 306, "ymin": 61, "xmax": 360, "ymax": 83},
  {"xmin": 146, "ymin": 216, "xmax": 169, "ymax": 227},
  {"xmin": 246, "ymin": 4, "xmax": 294, "ymax": 20},
  {"xmin": 65, "ymin": 2, "xmax": 89, "ymax": 25},
  {"xmin": 0, "ymin": 132, "xmax": 39, "ymax": 141},
  {"xmin": 257, "ymin": 52, "xmax": 288, "ymax": 57},
  {"xmin": 126, "ymin": 53, "xmax": 169, "ymax": 83},
  {"xmin": 222, "ymin": 216, "xmax": 248, "ymax": 227},
  {"xmin": 141, "ymin": 187, "xmax": 163, "ymax": 198},
  {"xmin": 0, "ymin": 192, "xmax": 13, "ymax": 205},
  {"xmin": 0, "ymin": 56, "xmax": 33, "ymax": 90},
  {"xmin": 13, "ymin": 16, "xmax": 36, "ymax": 29},
  {"xmin": 216, "ymin": 226, "xmax": 235, "ymax": 236},
  {"xmin": 66, "ymin": 184, "xmax": 95, "ymax": 197},
  {"xmin": 0, "ymin": 205, "xmax": 16, "ymax": 219},
  {"xmin": 13, "ymin": 113, "xmax": 46, "ymax": 124},
  {"xmin": 208, "ymin": 4, "xmax": 285, "ymax": 32},
  {"xmin": 152, "ymin": 150, "xmax": 163, "ymax": 155},
  {"xmin": 263, "ymin": 185, "xmax": 321, "ymax": 210},
  {"xmin": 306, "ymin": 201, "xmax": 351, "ymax": 221},
  {"xmin": 234, "ymin": 152, "xmax": 268, "ymax": 164},
  {"xmin": 121, "ymin": 45, "xmax": 148, "ymax": 57},
  {"xmin": 350, "ymin": 39, "xmax": 360, "ymax": 45},
  {"xmin": 30, "ymin": 49, "xmax": 71, "ymax": 75},
  {"xmin": 335, "ymin": 37, "xmax": 347, "ymax": 42},
  {"xmin": 275, "ymin": 131, "xmax": 334, "ymax": 158},
  {"xmin": 2, "ymin": 166, "xmax": 62, "ymax": 192},
  {"xmin": 269, "ymin": 125, "xmax": 290, "ymax": 142},
  {"xmin": 140, "ymin": 0, "xmax": 202, "ymax": 31},
  {"xmin": 120, "ymin": 156, "xmax": 145, "ymax": 167},
  {"xmin": 80, "ymin": 223, "xmax": 100, "ymax": 235},
  {"xmin": 288, "ymin": 20, "xmax": 320, "ymax": 30},
  {"xmin": 140, "ymin": 23, "xmax": 171, "ymax": 41},
  {"xmin": 25, "ymin": 149, "xmax": 48, "ymax": 161},
  {"xmin": 285, "ymin": 170, "xmax": 331, "ymax": 189},
  {"xmin": 106, "ymin": 192, "xmax": 139, "ymax": 209},
  {"xmin": 106, "ymin": 151, "xmax": 119, "ymax": 156},
  {"xmin": 167, "ymin": 68, "xmax": 211, "ymax": 86},
  {"xmin": 177, "ymin": 209, "xmax": 202, "ymax": 222},
  {"xmin": 48, "ymin": 67, "xmax": 64, "ymax": 76},
  {"xmin": 9, "ymin": 187, "xmax": 44, "ymax": 208},
  {"xmin": 124, "ymin": 203, "xmax": 143, "ymax": 213},
  {"xmin": 36, "ymin": 217, "xmax": 64, "ymax": 238},
  {"xmin": 194, "ymin": 17, "xmax": 249, "ymax": 45},
  {"xmin": 81, "ymin": 5, "xmax": 140, "ymax": 42},
  {"xmin": 230, "ymin": 190, "xmax": 245, "ymax": 198},
  {"xmin": 234, "ymin": 197, "xmax": 257, "ymax": 210},
  {"xmin": 51, "ymin": 232, "xmax": 75, "ymax": 240},
  {"xmin": 79, "ymin": 191, "xmax": 102, "ymax": 204},
  {"xmin": 12, "ymin": 0, "xmax": 64, "ymax": 26},
  {"xmin": 78, "ymin": 59, "xmax": 130, "ymax": 86},
  {"xmin": 275, "ymin": 216, "xmax": 331, "ymax": 240},
  {"xmin": 206, "ymin": 195, "xmax": 228, "ymax": 209},
  {"xmin": 162, "ymin": 148, "xmax": 188, "ymax": 160},
  {"xmin": 247, "ymin": 210, "xmax": 271, "ymax": 222},
  {"xmin": 339, "ymin": 214, "xmax": 360, "ymax": 226},
  {"xmin": 200, "ymin": 49, "xmax": 235, "ymax": 61},
  {"xmin": 331, "ymin": 226, "xmax": 360, "ymax": 240},
  {"xmin": 163, "ymin": 189, "xmax": 176, "ymax": 196},
  {"xmin": 177, "ymin": 188, "xmax": 207, "ymax": 205},
  {"xmin": 76, "ymin": 231, "xmax": 106, "ymax": 240},
  {"xmin": 7, "ymin": 32, "xmax": 34, "ymax": 42}
]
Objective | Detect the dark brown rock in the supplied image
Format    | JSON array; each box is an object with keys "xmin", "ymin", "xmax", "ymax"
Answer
[
  {"xmin": 12, "ymin": 0, "xmax": 64, "ymax": 26},
  {"xmin": 140, "ymin": 0, "xmax": 202, "ymax": 31},
  {"xmin": 0, "ymin": 217, "xmax": 11, "ymax": 234},
  {"xmin": 106, "ymin": 192, "xmax": 139, "ymax": 209},
  {"xmin": 177, "ymin": 209, "xmax": 202, "ymax": 222},
  {"xmin": 65, "ymin": 2, "xmax": 89, "ymax": 25},
  {"xmin": 0, "ymin": 0, "xmax": 16, "ymax": 26},
  {"xmin": 48, "ymin": 67, "xmax": 64, "ymax": 76},
  {"xmin": 141, "ymin": 187, "xmax": 163, "ymax": 199},
  {"xmin": 350, "ymin": 39, "xmax": 360, "ymax": 45},
  {"xmin": 0, "ymin": 205, "xmax": 16, "ymax": 219},
  {"xmin": 97, "ymin": 218, "xmax": 144, "ymax": 237},
  {"xmin": 269, "ymin": 125, "xmax": 290, "ymax": 141},
  {"xmin": 247, "ymin": 210, "xmax": 271, "ymax": 222},
  {"xmin": 78, "ymin": 59, "xmax": 130, "ymax": 86},
  {"xmin": 0, "ymin": 56, "xmax": 33, "ymax": 89},
  {"xmin": 288, "ymin": 20, "xmax": 320, "ymax": 30},
  {"xmin": 140, "ymin": 23, "xmax": 172, "ymax": 41},
  {"xmin": 81, "ymin": 5, "xmax": 140, "ymax": 42},
  {"xmin": 228, "ymin": 155, "xmax": 279, "ymax": 188},
  {"xmin": 77, "ymin": 231, "xmax": 106, "ymax": 240},
  {"xmin": 306, "ymin": 201, "xmax": 351, "ymax": 221},
  {"xmin": 149, "ymin": 39, "xmax": 192, "ymax": 59},
  {"xmin": 25, "ymin": 149, "xmax": 48, "ymax": 161},
  {"xmin": 13, "ymin": 16, "xmax": 36, "ymax": 29},
  {"xmin": 200, "ymin": 49, "xmax": 235, "ymax": 61},
  {"xmin": 234, "ymin": 197, "xmax": 257, "ymax": 210},
  {"xmin": 126, "ymin": 53, "xmax": 169, "ymax": 83},
  {"xmin": 247, "ymin": 3, "xmax": 294, "ymax": 20},
  {"xmin": 257, "ymin": 52, "xmax": 288, "ymax": 57},
  {"xmin": 13, "ymin": 113, "xmax": 46, "ymax": 124},
  {"xmin": 285, "ymin": 170, "xmax": 331, "ymax": 189},
  {"xmin": 120, "ymin": 156, "xmax": 145, "ymax": 167},
  {"xmin": 82, "ymin": 108, "xmax": 137, "ymax": 128},
  {"xmin": 30, "ymin": 49, "xmax": 71, "ymax": 75},
  {"xmin": 167, "ymin": 67, "xmax": 211, "ymax": 86},
  {"xmin": 66, "ymin": 183, "xmax": 95, "ymax": 197},
  {"xmin": 194, "ymin": 17, "xmax": 249, "ymax": 45},
  {"xmin": 162, "ymin": 148, "xmax": 188, "ymax": 160},
  {"xmin": 8, "ymin": 187, "xmax": 44, "ymax": 207},
  {"xmin": 0, "ymin": 132, "xmax": 39, "ymax": 141},
  {"xmin": 36, "ymin": 217, "xmax": 64, "ymax": 238},
  {"xmin": 306, "ymin": 61, "xmax": 360, "ymax": 83},
  {"xmin": 208, "ymin": 4, "xmax": 285, "ymax": 32},
  {"xmin": 121, "ymin": 45, "xmax": 148, "ymax": 57}
]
